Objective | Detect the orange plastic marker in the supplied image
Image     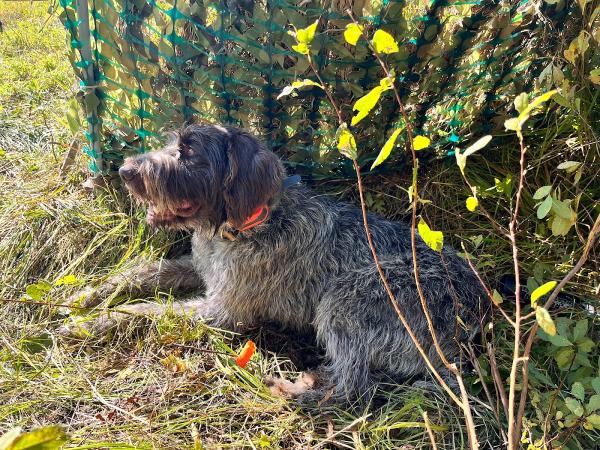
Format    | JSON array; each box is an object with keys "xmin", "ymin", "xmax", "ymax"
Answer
[{"xmin": 234, "ymin": 340, "xmax": 256, "ymax": 368}]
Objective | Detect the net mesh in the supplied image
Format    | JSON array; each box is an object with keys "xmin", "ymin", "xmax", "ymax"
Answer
[{"xmin": 59, "ymin": 0, "xmax": 579, "ymax": 179}]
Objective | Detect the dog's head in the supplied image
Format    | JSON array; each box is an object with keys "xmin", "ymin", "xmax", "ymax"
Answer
[{"xmin": 119, "ymin": 124, "xmax": 285, "ymax": 230}]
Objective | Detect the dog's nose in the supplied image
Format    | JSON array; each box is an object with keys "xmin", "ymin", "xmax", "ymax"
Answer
[{"xmin": 119, "ymin": 165, "xmax": 136, "ymax": 182}]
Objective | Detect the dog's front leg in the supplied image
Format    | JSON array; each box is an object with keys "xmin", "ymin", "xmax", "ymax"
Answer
[
  {"xmin": 64, "ymin": 256, "xmax": 202, "ymax": 310},
  {"xmin": 59, "ymin": 295, "xmax": 232, "ymax": 337}
]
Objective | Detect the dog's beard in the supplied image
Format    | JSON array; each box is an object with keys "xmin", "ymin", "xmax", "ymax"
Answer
[{"xmin": 145, "ymin": 202, "xmax": 200, "ymax": 229}]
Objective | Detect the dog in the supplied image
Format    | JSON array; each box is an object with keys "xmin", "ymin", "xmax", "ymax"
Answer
[{"xmin": 63, "ymin": 124, "xmax": 486, "ymax": 403}]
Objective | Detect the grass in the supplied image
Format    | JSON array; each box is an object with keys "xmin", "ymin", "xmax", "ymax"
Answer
[{"xmin": 0, "ymin": 2, "xmax": 598, "ymax": 449}]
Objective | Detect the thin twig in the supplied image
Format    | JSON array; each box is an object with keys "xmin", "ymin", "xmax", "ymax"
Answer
[
  {"xmin": 422, "ymin": 411, "xmax": 439, "ymax": 450},
  {"xmin": 487, "ymin": 342, "xmax": 509, "ymax": 419},
  {"xmin": 506, "ymin": 128, "xmax": 528, "ymax": 450},
  {"xmin": 461, "ymin": 242, "xmax": 516, "ymax": 327}
]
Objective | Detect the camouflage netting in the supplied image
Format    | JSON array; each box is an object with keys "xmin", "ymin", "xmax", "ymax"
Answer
[{"xmin": 59, "ymin": 0, "xmax": 581, "ymax": 179}]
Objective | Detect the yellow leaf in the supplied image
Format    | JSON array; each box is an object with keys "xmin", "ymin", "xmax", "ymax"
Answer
[
  {"xmin": 531, "ymin": 281, "xmax": 557, "ymax": 306},
  {"xmin": 589, "ymin": 68, "xmax": 600, "ymax": 84},
  {"xmin": 413, "ymin": 135, "xmax": 430, "ymax": 151},
  {"xmin": 372, "ymin": 29, "xmax": 399, "ymax": 54},
  {"xmin": 463, "ymin": 135, "xmax": 492, "ymax": 157},
  {"xmin": 466, "ymin": 196, "xmax": 479, "ymax": 212},
  {"xmin": 379, "ymin": 74, "xmax": 395, "ymax": 90},
  {"xmin": 344, "ymin": 23, "xmax": 363, "ymax": 46},
  {"xmin": 371, "ymin": 127, "xmax": 404, "ymax": 169},
  {"xmin": 336, "ymin": 125, "xmax": 357, "ymax": 160},
  {"xmin": 536, "ymin": 306, "xmax": 557, "ymax": 336},
  {"xmin": 504, "ymin": 117, "xmax": 520, "ymax": 131},
  {"xmin": 292, "ymin": 43, "xmax": 309, "ymax": 55},
  {"xmin": 296, "ymin": 20, "xmax": 318, "ymax": 44},
  {"xmin": 492, "ymin": 289, "xmax": 503, "ymax": 305},
  {"xmin": 351, "ymin": 86, "xmax": 383, "ymax": 126},
  {"xmin": 277, "ymin": 79, "xmax": 323, "ymax": 99},
  {"xmin": 417, "ymin": 218, "xmax": 444, "ymax": 252},
  {"xmin": 455, "ymin": 150, "xmax": 466, "ymax": 175},
  {"xmin": 521, "ymin": 90, "xmax": 558, "ymax": 117}
]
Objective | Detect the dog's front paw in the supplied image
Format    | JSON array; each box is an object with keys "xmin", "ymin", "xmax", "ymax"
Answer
[{"xmin": 58, "ymin": 311, "xmax": 128, "ymax": 338}]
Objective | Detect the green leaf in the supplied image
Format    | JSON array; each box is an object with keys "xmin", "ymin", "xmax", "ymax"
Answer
[
  {"xmin": 576, "ymin": 337, "xmax": 595, "ymax": 353},
  {"xmin": 463, "ymin": 135, "xmax": 492, "ymax": 157},
  {"xmin": 533, "ymin": 185, "xmax": 552, "ymax": 200},
  {"xmin": 592, "ymin": 377, "xmax": 600, "ymax": 394},
  {"xmin": 531, "ymin": 281, "xmax": 557, "ymax": 306},
  {"xmin": 536, "ymin": 306, "xmax": 556, "ymax": 335},
  {"xmin": 519, "ymin": 89, "xmax": 558, "ymax": 119},
  {"xmin": 413, "ymin": 135, "xmax": 430, "ymax": 151},
  {"xmin": 537, "ymin": 195, "xmax": 553, "ymax": 219},
  {"xmin": 351, "ymin": 86, "xmax": 384, "ymax": 126},
  {"xmin": 557, "ymin": 161, "xmax": 581, "ymax": 173},
  {"xmin": 571, "ymin": 382, "xmax": 585, "ymax": 401},
  {"xmin": 418, "ymin": 218, "xmax": 444, "ymax": 252},
  {"xmin": 466, "ymin": 196, "xmax": 478, "ymax": 212},
  {"xmin": 336, "ymin": 124, "xmax": 358, "ymax": 160},
  {"xmin": 538, "ymin": 328, "xmax": 571, "ymax": 346},
  {"xmin": 344, "ymin": 23, "xmax": 363, "ymax": 46},
  {"xmin": 492, "ymin": 289, "xmax": 503, "ymax": 305},
  {"xmin": 372, "ymin": 29, "xmax": 399, "ymax": 54},
  {"xmin": 66, "ymin": 98, "xmax": 81, "ymax": 135},
  {"xmin": 25, "ymin": 282, "xmax": 52, "ymax": 301},
  {"xmin": 551, "ymin": 215, "xmax": 575, "ymax": 236},
  {"xmin": 565, "ymin": 397, "xmax": 584, "ymax": 417},
  {"xmin": 554, "ymin": 347, "xmax": 575, "ymax": 368},
  {"xmin": 586, "ymin": 414, "xmax": 600, "ymax": 429},
  {"xmin": 276, "ymin": 79, "xmax": 323, "ymax": 100},
  {"xmin": 573, "ymin": 319, "xmax": 588, "ymax": 342},
  {"xmin": 551, "ymin": 198, "xmax": 574, "ymax": 220},
  {"xmin": 7, "ymin": 426, "xmax": 68, "ymax": 450},
  {"xmin": 587, "ymin": 394, "xmax": 600, "ymax": 412},
  {"xmin": 371, "ymin": 127, "xmax": 403, "ymax": 169}
]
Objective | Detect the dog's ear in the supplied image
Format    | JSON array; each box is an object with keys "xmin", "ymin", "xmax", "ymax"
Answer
[{"xmin": 223, "ymin": 129, "xmax": 284, "ymax": 228}]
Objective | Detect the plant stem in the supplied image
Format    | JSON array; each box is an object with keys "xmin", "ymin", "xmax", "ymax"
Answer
[{"xmin": 507, "ymin": 130, "xmax": 527, "ymax": 449}]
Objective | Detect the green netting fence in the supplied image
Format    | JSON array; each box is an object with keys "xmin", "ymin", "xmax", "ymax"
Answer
[{"xmin": 58, "ymin": 0, "xmax": 580, "ymax": 180}]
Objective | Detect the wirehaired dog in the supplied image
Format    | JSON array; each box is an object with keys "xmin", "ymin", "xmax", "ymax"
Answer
[{"xmin": 64, "ymin": 124, "xmax": 486, "ymax": 403}]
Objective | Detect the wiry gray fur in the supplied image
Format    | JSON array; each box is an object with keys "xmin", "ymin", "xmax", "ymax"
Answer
[{"xmin": 64, "ymin": 124, "xmax": 486, "ymax": 404}]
